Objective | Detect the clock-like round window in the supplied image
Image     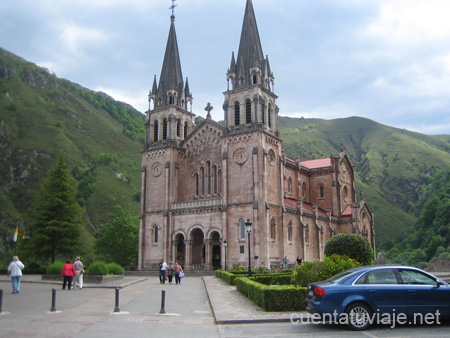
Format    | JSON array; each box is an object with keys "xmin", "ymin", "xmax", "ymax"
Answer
[
  {"xmin": 268, "ymin": 149, "xmax": 275, "ymax": 166},
  {"xmin": 151, "ymin": 162, "xmax": 163, "ymax": 177}
]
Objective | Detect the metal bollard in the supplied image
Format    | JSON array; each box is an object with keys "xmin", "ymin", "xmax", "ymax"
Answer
[
  {"xmin": 113, "ymin": 288, "xmax": 120, "ymax": 312},
  {"xmin": 159, "ymin": 290, "xmax": 166, "ymax": 314},
  {"xmin": 0, "ymin": 289, "xmax": 3, "ymax": 313},
  {"xmin": 50, "ymin": 288, "xmax": 57, "ymax": 312}
]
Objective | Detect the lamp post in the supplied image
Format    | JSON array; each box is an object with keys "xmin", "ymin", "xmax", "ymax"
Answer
[
  {"xmin": 223, "ymin": 239, "xmax": 228, "ymax": 271},
  {"xmin": 245, "ymin": 219, "xmax": 252, "ymax": 277}
]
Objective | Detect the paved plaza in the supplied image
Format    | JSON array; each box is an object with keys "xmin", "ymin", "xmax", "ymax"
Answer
[
  {"xmin": 2, "ymin": 274, "xmax": 450, "ymax": 338},
  {"xmin": 0, "ymin": 274, "xmax": 298, "ymax": 338}
]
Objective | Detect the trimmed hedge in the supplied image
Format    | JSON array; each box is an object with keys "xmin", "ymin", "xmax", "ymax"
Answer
[
  {"xmin": 235, "ymin": 277, "xmax": 306, "ymax": 311},
  {"xmin": 87, "ymin": 261, "xmax": 108, "ymax": 275}
]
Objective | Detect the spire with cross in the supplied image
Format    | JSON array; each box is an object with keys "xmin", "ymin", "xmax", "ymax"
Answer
[
  {"xmin": 170, "ymin": 0, "xmax": 177, "ymax": 20},
  {"xmin": 204, "ymin": 102, "xmax": 213, "ymax": 119}
]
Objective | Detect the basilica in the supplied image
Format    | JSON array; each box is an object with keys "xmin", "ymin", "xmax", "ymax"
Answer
[{"xmin": 138, "ymin": 0, "xmax": 375, "ymax": 271}]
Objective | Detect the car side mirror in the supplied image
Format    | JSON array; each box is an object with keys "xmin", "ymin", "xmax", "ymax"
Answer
[{"xmin": 436, "ymin": 280, "xmax": 445, "ymax": 288}]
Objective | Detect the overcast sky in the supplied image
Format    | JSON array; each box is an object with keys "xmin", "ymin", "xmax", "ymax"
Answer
[{"xmin": 1, "ymin": 0, "xmax": 450, "ymax": 135}]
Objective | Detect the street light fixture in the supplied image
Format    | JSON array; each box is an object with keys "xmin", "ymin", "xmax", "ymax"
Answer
[
  {"xmin": 245, "ymin": 219, "xmax": 252, "ymax": 277},
  {"xmin": 223, "ymin": 239, "xmax": 228, "ymax": 271}
]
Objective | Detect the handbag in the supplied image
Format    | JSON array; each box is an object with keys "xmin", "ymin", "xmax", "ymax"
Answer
[{"xmin": 179, "ymin": 272, "xmax": 185, "ymax": 278}]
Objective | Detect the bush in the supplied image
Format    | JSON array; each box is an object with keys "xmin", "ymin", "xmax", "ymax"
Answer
[
  {"xmin": 107, "ymin": 263, "xmax": 124, "ymax": 275},
  {"xmin": 235, "ymin": 277, "xmax": 306, "ymax": 311},
  {"xmin": 46, "ymin": 261, "xmax": 64, "ymax": 275},
  {"xmin": 292, "ymin": 255, "xmax": 361, "ymax": 287},
  {"xmin": 87, "ymin": 261, "xmax": 108, "ymax": 275},
  {"xmin": 324, "ymin": 233, "xmax": 374, "ymax": 265}
]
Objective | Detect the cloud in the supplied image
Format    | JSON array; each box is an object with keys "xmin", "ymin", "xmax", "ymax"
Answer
[{"xmin": 369, "ymin": 0, "xmax": 450, "ymax": 39}]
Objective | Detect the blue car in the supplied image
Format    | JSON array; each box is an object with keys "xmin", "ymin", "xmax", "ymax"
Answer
[{"xmin": 305, "ymin": 265, "xmax": 450, "ymax": 330}]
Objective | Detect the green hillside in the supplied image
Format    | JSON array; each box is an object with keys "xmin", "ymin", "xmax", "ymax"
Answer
[
  {"xmin": 278, "ymin": 116, "xmax": 450, "ymax": 247},
  {"xmin": 0, "ymin": 48, "xmax": 144, "ymax": 259},
  {"xmin": 1, "ymin": 47, "xmax": 450, "ymax": 262}
]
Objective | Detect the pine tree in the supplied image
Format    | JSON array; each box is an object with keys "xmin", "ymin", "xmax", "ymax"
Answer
[{"xmin": 29, "ymin": 153, "xmax": 84, "ymax": 262}]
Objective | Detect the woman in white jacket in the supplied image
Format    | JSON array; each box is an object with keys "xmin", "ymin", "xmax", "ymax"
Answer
[{"xmin": 7, "ymin": 256, "xmax": 25, "ymax": 294}]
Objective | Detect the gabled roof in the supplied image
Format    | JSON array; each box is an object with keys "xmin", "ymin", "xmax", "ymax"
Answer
[
  {"xmin": 300, "ymin": 158, "xmax": 331, "ymax": 169},
  {"xmin": 342, "ymin": 204, "xmax": 352, "ymax": 217}
]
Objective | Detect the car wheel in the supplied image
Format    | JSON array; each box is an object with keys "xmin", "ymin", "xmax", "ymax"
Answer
[{"xmin": 345, "ymin": 302, "xmax": 373, "ymax": 331}]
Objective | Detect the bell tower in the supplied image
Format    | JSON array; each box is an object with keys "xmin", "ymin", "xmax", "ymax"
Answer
[
  {"xmin": 145, "ymin": 3, "xmax": 195, "ymax": 150},
  {"xmin": 223, "ymin": 0, "xmax": 279, "ymax": 136}
]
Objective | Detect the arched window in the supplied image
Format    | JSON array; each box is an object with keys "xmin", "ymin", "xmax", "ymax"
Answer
[
  {"xmin": 169, "ymin": 95, "xmax": 174, "ymax": 105},
  {"xmin": 154, "ymin": 225, "xmax": 159, "ymax": 243},
  {"xmin": 302, "ymin": 182, "xmax": 306, "ymax": 198},
  {"xmin": 234, "ymin": 101, "xmax": 240, "ymax": 126},
  {"xmin": 253, "ymin": 74, "xmax": 257, "ymax": 84},
  {"xmin": 162, "ymin": 118, "xmax": 168, "ymax": 140},
  {"xmin": 342, "ymin": 185, "xmax": 348, "ymax": 202},
  {"xmin": 261, "ymin": 102, "xmax": 265, "ymax": 124},
  {"xmin": 200, "ymin": 167, "xmax": 205, "ymax": 195},
  {"xmin": 288, "ymin": 222, "xmax": 293, "ymax": 242},
  {"xmin": 213, "ymin": 165, "xmax": 218, "ymax": 194},
  {"xmin": 206, "ymin": 161, "xmax": 211, "ymax": 195},
  {"xmin": 240, "ymin": 219, "xmax": 246, "ymax": 239},
  {"xmin": 270, "ymin": 218, "xmax": 276, "ymax": 240},
  {"xmin": 184, "ymin": 121, "xmax": 188, "ymax": 138},
  {"xmin": 268, "ymin": 104, "xmax": 272, "ymax": 128},
  {"xmin": 217, "ymin": 169, "xmax": 222, "ymax": 194},
  {"xmin": 305, "ymin": 224, "xmax": 310, "ymax": 244},
  {"xmin": 245, "ymin": 99, "xmax": 251, "ymax": 124},
  {"xmin": 319, "ymin": 185, "xmax": 324, "ymax": 199},
  {"xmin": 153, "ymin": 120, "xmax": 159, "ymax": 143},
  {"xmin": 176, "ymin": 118, "xmax": 181, "ymax": 138},
  {"xmin": 288, "ymin": 177, "xmax": 292, "ymax": 194},
  {"xmin": 194, "ymin": 173, "xmax": 199, "ymax": 195}
]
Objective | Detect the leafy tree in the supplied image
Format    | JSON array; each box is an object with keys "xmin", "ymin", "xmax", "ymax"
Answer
[
  {"xmin": 324, "ymin": 233, "xmax": 374, "ymax": 265},
  {"xmin": 28, "ymin": 153, "xmax": 84, "ymax": 263},
  {"xmin": 95, "ymin": 205, "xmax": 138, "ymax": 266}
]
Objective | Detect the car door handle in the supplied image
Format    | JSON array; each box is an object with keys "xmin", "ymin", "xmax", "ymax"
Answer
[
  {"xmin": 408, "ymin": 290, "xmax": 415, "ymax": 295},
  {"xmin": 369, "ymin": 290, "xmax": 377, "ymax": 294}
]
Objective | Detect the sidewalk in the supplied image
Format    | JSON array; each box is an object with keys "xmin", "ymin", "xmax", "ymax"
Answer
[{"xmin": 0, "ymin": 273, "xmax": 306, "ymax": 337}]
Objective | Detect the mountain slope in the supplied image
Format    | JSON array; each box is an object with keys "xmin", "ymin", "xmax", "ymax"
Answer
[
  {"xmin": 0, "ymin": 48, "xmax": 144, "ymax": 258},
  {"xmin": 278, "ymin": 116, "xmax": 450, "ymax": 246}
]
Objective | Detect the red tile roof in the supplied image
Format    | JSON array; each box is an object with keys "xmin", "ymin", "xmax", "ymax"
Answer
[
  {"xmin": 300, "ymin": 158, "xmax": 331, "ymax": 169},
  {"xmin": 342, "ymin": 204, "xmax": 352, "ymax": 217},
  {"xmin": 284, "ymin": 198, "xmax": 327, "ymax": 215}
]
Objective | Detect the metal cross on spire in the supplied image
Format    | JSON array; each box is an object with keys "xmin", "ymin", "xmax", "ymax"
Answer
[{"xmin": 170, "ymin": 0, "xmax": 177, "ymax": 17}]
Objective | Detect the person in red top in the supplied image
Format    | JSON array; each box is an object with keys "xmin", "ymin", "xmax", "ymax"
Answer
[{"xmin": 61, "ymin": 260, "xmax": 76, "ymax": 290}]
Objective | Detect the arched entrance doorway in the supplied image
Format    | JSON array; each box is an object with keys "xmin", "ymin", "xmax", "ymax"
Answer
[
  {"xmin": 175, "ymin": 233, "xmax": 185, "ymax": 268},
  {"xmin": 191, "ymin": 228, "xmax": 204, "ymax": 269},
  {"xmin": 210, "ymin": 231, "xmax": 221, "ymax": 269}
]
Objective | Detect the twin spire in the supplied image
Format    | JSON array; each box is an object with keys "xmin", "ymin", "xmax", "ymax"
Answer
[
  {"xmin": 228, "ymin": 0, "xmax": 274, "ymax": 91},
  {"xmin": 148, "ymin": 0, "xmax": 192, "ymax": 111},
  {"xmin": 149, "ymin": 0, "xmax": 273, "ymax": 112}
]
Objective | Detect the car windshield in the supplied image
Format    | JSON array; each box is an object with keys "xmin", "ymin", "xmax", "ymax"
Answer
[{"xmin": 327, "ymin": 269, "xmax": 361, "ymax": 283}]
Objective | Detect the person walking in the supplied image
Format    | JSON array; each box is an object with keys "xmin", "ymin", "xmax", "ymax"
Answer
[
  {"xmin": 159, "ymin": 258, "xmax": 167, "ymax": 284},
  {"xmin": 61, "ymin": 260, "xmax": 76, "ymax": 290},
  {"xmin": 283, "ymin": 256, "xmax": 289, "ymax": 269},
  {"xmin": 296, "ymin": 256, "xmax": 302, "ymax": 266},
  {"xmin": 7, "ymin": 256, "xmax": 25, "ymax": 294},
  {"xmin": 167, "ymin": 261, "xmax": 175, "ymax": 284},
  {"xmin": 174, "ymin": 262, "xmax": 183, "ymax": 285},
  {"xmin": 73, "ymin": 256, "xmax": 84, "ymax": 289}
]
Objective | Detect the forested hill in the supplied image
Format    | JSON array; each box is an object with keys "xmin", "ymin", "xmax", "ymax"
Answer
[
  {"xmin": 0, "ymin": 47, "xmax": 145, "ymax": 259},
  {"xmin": 1, "ymin": 47, "xmax": 450, "ymax": 262},
  {"xmin": 278, "ymin": 116, "xmax": 450, "ymax": 247}
]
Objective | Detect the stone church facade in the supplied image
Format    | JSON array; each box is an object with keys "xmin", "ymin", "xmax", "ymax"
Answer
[{"xmin": 138, "ymin": 0, "xmax": 375, "ymax": 270}]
